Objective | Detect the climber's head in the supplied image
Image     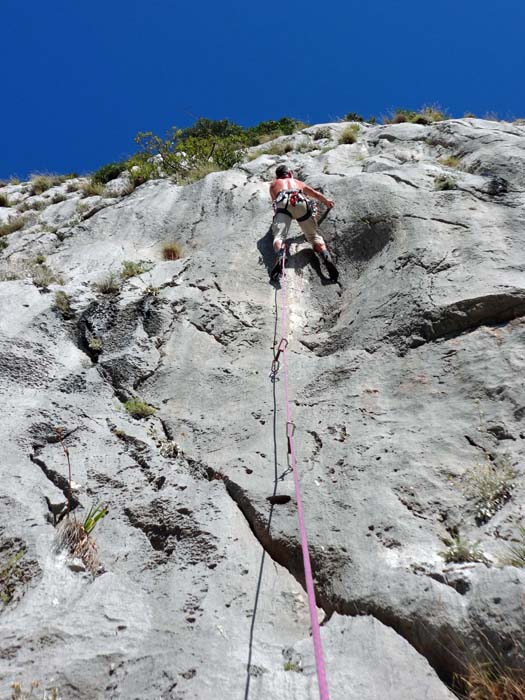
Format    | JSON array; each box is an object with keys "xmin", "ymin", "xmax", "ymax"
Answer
[{"xmin": 275, "ymin": 164, "xmax": 292, "ymax": 179}]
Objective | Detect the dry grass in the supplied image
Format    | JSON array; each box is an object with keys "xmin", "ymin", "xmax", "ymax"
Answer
[
  {"xmin": 458, "ymin": 660, "xmax": 525, "ymax": 699},
  {"xmin": 0, "ymin": 217, "xmax": 25, "ymax": 238},
  {"xmin": 29, "ymin": 174, "xmax": 67, "ymax": 195},
  {"xmin": 11, "ymin": 681, "xmax": 59, "ymax": 699},
  {"xmin": 162, "ymin": 241, "xmax": 183, "ymax": 260},
  {"xmin": 95, "ymin": 272, "xmax": 120, "ymax": 294},
  {"xmin": 0, "ymin": 193, "xmax": 11, "ymax": 207},
  {"xmin": 339, "ymin": 124, "xmax": 360, "ymax": 144},
  {"xmin": 440, "ymin": 155, "xmax": 462, "ymax": 168},
  {"xmin": 81, "ymin": 180, "xmax": 105, "ymax": 198},
  {"xmin": 499, "ymin": 527, "xmax": 525, "ymax": 568},
  {"xmin": 55, "ymin": 518, "xmax": 104, "ymax": 575}
]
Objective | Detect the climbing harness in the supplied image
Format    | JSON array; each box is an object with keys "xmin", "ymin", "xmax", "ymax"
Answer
[
  {"xmin": 271, "ymin": 247, "xmax": 330, "ymax": 700},
  {"xmin": 272, "ymin": 189, "xmax": 318, "ymax": 222}
]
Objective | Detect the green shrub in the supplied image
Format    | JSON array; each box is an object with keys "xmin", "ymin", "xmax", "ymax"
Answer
[
  {"xmin": 121, "ymin": 260, "xmax": 148, "ymax": 279},
  {"xmin": 88, "ymin": 336, "xmax": 102, "ymax": 352},
  {"xmin": 386, "ymin": 106, "xmax": 448, "ymax": 125},
  {"xmin": 434, "ymin": 175, "xmax": 457, "ymax": 191},
  {"xmin": 245, "ymin": 117, "xmax": 306, "ymax": 145},
  {"xmin": 126, "ymin": 154, "xmax": 158, "ymax": 187},
  {"xmin": 124, "ymin": 398, "xmax": 157, "ymax": 418},
  {"xmin": 339, "ymin": 124, "xmax": 360, "ymax": 144},
  {"xmin": 54, "ymin": 290, "xmax": 73, "ymax": 318},
  {"xmin": 313, "ymin": 127, "xmax": 331, "ymax": 140},
  {"xmin": 283, "ymin": 661, "xmax": 302, "ymax": 673},
  {"xmin": 95, "ymin": 272, "xmax": 120, "ymax": 294},
  {"xmin": 439, "ymin": 155, "xmax": 461, "ymax": 168},
  {"xmin": 162, "ymin": 241, "xmax": 183, "ymax": 260},
  {"xmin": 343, "ymin": 112, "xmax": 364, "ymax": 122},
  {"xmin": 0, "ymin": 194, "xmax": 11, "ymax": 207},
  {"xmin": 92, "ymin": 161, "xmax": 127, "ymax": 185},
  {"xmin": 439, "ymin": 535, "xmax": 486, "ymax": 563}
]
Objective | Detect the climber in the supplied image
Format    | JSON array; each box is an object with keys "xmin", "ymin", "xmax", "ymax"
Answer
[{"xmin": 269, "ymin": 164, "xmax": 338, "ymax": 281}]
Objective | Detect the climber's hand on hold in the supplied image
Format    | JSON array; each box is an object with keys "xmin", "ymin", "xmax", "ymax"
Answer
[{"xmin": 325, "ymin": 199, "xmax": 335, "ymax": 208}]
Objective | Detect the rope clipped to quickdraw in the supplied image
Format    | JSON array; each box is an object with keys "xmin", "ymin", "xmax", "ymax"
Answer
[{"xmin": 272, "ymin": 246, "xmax": 330, "ymax": 700}]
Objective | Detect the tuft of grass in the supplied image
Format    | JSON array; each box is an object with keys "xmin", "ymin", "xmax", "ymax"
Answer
[
  {"xmin": 55, "ymin": 516, "xmax": 105, "ymax": 575},
  {"xmin": 51, "ymin": 192, "xmax": 67, "ymax": 204},
  {"xmin": 162, "ymin": 241, "xmax": 183, "ymax": 260},
  {"xmin": 434, "ymin": 175, "xmax": 457, "ymax": 191},
  {"xmin": 0, "ymin": 239, "xmax": 7, "ymax": 252},
  {"xmin": 178, "ymin": 161, "xmax": 222, "ymax": 185},
  {"xmin": 17, "ymin": 199, "xmax": 46, "ymax": 212},
  {"xmin": 457, "ymin": 657, "xmax": 525, "ymax": 700},
  {"xmin": 0, "ymin": 193, "xmax": 11, "ymax": 207},
  {"xmin": 30, "ymin": 174, "xmax": 67, "ymax": 195},
  {"xmin": 339, "ymin": 124, "xmax": 360, "ymax": 145},
  {"xmin": 439, "ymin": 155, "xmax": 461, "ymax": 168},
  {"xmin": 0, "ymin": 217, "xmax": 25, "ymax": 238},
  {"xmin": 124, "ymin": 398, "xmax": 157, "ymax": 418},
  {"xmin": 462, "ymin": 461, "xmax": 516, "ymax": 525},
  {"xmin": 283, "ymin": 661, "xmax": 302, "ymax": 673},
  {"xmin": 499, "ymin": 527, "xmax": 525, "ymax": 568},
  {"xmin": 31, "ymin": 264, "xmax": 63, "ymax": 288},
  {"xmin": 439, "ymin": 535, "xmax": 486, "ymax": 564},
  {"xmin": 121, "ymin": 260, "xmax": 148, "ymax": 279},
  {"xmin": 34, "ymin": 254, "xmax": 46, "ymax": 265},
  {"xmin": 313, "ymin": 127, "xmax": 331, "ymax": 140},
  {"xmin": 386, "ymin": 105, "xmax": 448, "ymax": 125},
  {"xmin": 95, "ymin": 272, "xmax": 120, "ymax": 294},
  {"xmin": 81, "ymin": 180, "xmax": 106, "ymax": 198},
  {"xmin": 54, "ymin": 291, "xmax": 73, "ymax": 319}
]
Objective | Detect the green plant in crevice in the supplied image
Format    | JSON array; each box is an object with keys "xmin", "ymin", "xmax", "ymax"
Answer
[
  {"xmin": 439, "ymin": 535, "xmax": 487, "ymax": 564},
  {"xmin": 499, "ymin": 527, "xmax": 525, "ymax": 568},
  {"xmin": 54, "ymin": 291, "xmax": 73, "ymax": 319},
  {"xmin": 121, "ymin": 260, "xmax": 149, "ymax": 279},
  {"xmin": 462, "ymin": 460, "xmax": 516, "ymax": 525},
  {"xmin": 83, "ymin": 503, "xmax": 109, "ymax": 535},
  {"xmin": 434, "ymin": 175, "xmax": 457, "ymax": 191},
  {"xmin": 124, "ymin": 398, "xmax": 157, "ymax": 418}
]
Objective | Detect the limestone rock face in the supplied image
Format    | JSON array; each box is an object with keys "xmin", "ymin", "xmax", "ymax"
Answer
[{"xmin": 1, "ymin": 118, "xmax": 525, "ymax": 699}]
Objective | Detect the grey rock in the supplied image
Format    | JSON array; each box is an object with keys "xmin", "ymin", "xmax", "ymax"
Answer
[{"xmin": 1, "ymin": 118, "xmax": 525, "ymax": 698}]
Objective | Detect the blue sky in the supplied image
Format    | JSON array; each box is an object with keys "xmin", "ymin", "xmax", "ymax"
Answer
[{"xmin": 2, "ymin": 0, "xmax": 524, "ymax": 179}]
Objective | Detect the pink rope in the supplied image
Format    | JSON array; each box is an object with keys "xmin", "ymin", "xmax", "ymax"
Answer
[{"xmin": 279, "ymin": 249, "xmax": 330, "ymax": 700}]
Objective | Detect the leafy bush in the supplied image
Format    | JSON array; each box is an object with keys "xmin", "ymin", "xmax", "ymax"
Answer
[
  {"xmin": 313, "ymin": 127, "xmax": 331, "ymax": 140},
  {"xmin": 162, "ymin": 241, "xmax": 183, "ymax": 260},
  {"xmin": 92, "ymin": 161, "xmax": 127, "ymax": 185},
  {"xmin": 339, "ymin": 124, "xmax": 360, "ymax": 144},
  {"xmin": 343, "ymin": 112, "xmax": 364, "ymax": 122},
  {"xmin": 124, "ymin": 398, "xmax": 157, "ymax": 418},
  {"xmin": 244, "ymin": 116, "xmax": 306, "ymax": 145},
  {"xmin": 439, "ymin": 155, "xmax": 461, "ymax": 168},
  {"xmin": 439, "ymin": 535, "xmax": 486, "ymax": 563},
  {"xmin": 54, "ymin": 291, "xmax": 73, "ymax": 318},
  {"xmin": 434, "ymin": 175, "xmax": 457, "ymax": 191},
  {"xmin": 386, "ymin": 106, "xmax": 448, "ymax": 125}
]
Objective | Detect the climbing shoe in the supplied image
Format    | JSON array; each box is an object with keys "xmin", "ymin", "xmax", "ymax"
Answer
[
  {"xmin": 270, "ymin": 248, "xmax": 286, "ymax": 280},
  {"xmin": 320, "ymin": 250, "xmax": 339, "ymax": 282}
]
